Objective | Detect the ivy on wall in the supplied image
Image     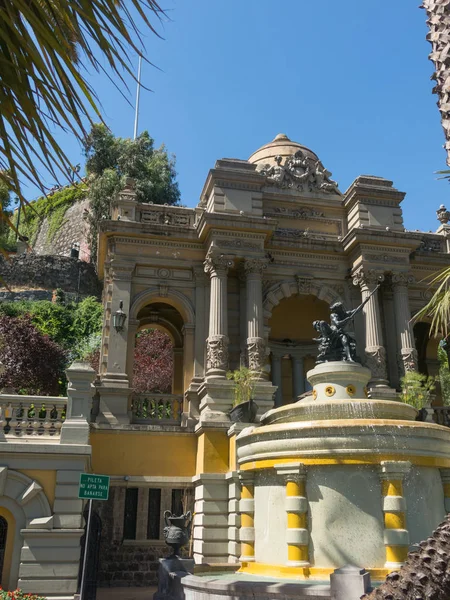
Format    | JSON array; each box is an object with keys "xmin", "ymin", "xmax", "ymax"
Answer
[{"xmin": 10, "ymin": 182, "xmax": 88, "ymax": 247}]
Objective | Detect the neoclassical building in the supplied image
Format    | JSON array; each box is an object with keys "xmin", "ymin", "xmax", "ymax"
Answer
[
  {"xmin": 1, "ymin": 133, "xmax": 450, "ymax": 596},
  {"xmin": 97, "ymin": 132, "xmax": 449, "ymax": 421}
]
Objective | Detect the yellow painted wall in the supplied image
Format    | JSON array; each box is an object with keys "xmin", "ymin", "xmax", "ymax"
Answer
[
  {"xmin": 196, "ymin": 431, "xmax": 229, "ymax": 475},
  {"xmin": 19, "ymin": 470, "xmax": 56, "ymax": 508},
  {"xmin": 91, "ymin": 432, "xmax": 197, "ymax": 476},
  {"xmin": 269, "ymin": 295, "xmax": 329, "ymax": 341},
  {"xmin": 0, "ymin": 506, "xmax": 15, "ymax": 590}
]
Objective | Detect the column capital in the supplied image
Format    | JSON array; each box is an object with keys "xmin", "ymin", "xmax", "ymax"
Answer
[
  {"xmin": 204, "ymin": 253, "xmax": 234, "ymax": 277},
  {"xmin": 276, "ymin": 462, "xmax": 307, "ymax": 482},
  {"xmin": 243, "ymin": 257, "xmax": 269, "ymax": 277},
  {"xmin": 392, "ymin": 272, "xmax": 415, "ymax": 289},
  {"xmin": 379, "ymin": 460, "xmax": 411, "ymax": 480},
  {"xmin": 110, "ymin": 262, "xmax": 135, "ymax": 281},
  {"xmin": 352, "ymin": 267, "xmax": 384, "ymax": 289}
]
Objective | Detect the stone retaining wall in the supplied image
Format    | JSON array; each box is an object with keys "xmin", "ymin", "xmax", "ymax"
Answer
[{"xmin": 0, "ymin": 254, "xmax": 101, "ymax": 297}]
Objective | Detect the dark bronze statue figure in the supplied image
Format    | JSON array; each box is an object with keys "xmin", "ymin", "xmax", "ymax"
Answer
[{"xmin": 313, "ymin": 285, "xmax": 380, "ymax": 364}]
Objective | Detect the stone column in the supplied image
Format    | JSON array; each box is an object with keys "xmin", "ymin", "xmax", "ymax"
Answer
[
  {"xmin": 99, "ymin": 262, "xmax": 135, "ymax": 424},
  {"xmin": 352, "ymin": 268, "xmax": 388, "ymax": 387},
  {"xmin": 238, "ymin": 472, "xmax": 255, "ymax": 563},
  {"xmin": 291, "ymin": 355, "xmax": 305, "ymax": 399},
  {"xmin": 440, "ymin": 469, "xmax": 450, "ymax": 513},
  {"xmin": 381, "ymin": 289, "xmax": 400, "ymax": 390},
  {"xmin": 193, "ymin": 473, "xmax": 228, "ymax": 563},
  {"xmin": 102, "ymin": 262, "xmax": 134, "ymax": 386},
  {"xmin": 276, "ymin": 463, "xmax": 309, "ymax": 567},
  {"xmin": 244, "ymin": 258, "xmax": 269, "ymax": 377},
  {"xmin": 271, "ymin": 352, "xmax": 283, "ymax": 408},
  {"xmin": 193, "ymin": 267, "xmax": 207, "ymax": 381},
  {"xmin": 392, "ymin": 272, "xmax": 418, "ymax": 377},
  {"xmin": 125, "ymin": 318, "xmax": 139, "ymax": 386},
  {"xmin": 182, "ymin": 324, "xmax": 195, "ymax": 394},
  {"xmin": 204, "ymin": 254, "xmax": 233, "ymax": 379},
  {"xmin": 379, "ymin": 461, "xmax": 411, "ymax": 569}
]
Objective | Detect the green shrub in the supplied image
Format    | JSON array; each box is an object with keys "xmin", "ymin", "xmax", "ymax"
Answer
[
  {"xmin": 400, "ymin": 371, "xmax": 436, "ymax": 410},
  {"xmin": 0, "ymin": 589, "xmax": 46, "ymax": 600},
  {"xmin": 226, "ymin": 367, "xmax": 259, "ymax": 407}
]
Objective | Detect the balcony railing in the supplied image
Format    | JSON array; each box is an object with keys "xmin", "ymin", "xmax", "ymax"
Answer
[
  {"xmin": 131, "ymin": 394, "xmax": 183, "ymax": 425},
  {"xmin": 0, "ymin": 395, "xmax": 67, "ymax": 437}
]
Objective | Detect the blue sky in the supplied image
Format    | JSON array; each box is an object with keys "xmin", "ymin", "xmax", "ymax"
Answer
[{"xmin": 41, "ymin": 1, "xmax": 450, "ymax": 232}]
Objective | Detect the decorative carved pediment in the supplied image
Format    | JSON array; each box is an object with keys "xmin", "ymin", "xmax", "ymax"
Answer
[{"xmin": 256, "ymin": 150, "xmax": 341, "ymax": 195}]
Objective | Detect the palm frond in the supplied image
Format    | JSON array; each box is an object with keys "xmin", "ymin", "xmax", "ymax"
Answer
[
  {"xmin": 413, "ymin": 267, "xmax": 450, "ymax": 338},
  {"xmin": 0, "ymin": 0, "xmax": 165, "ymax": 230}
]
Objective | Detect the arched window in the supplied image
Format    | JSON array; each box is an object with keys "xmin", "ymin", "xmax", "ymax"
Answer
[
  {"xmin": 0, "ymin": 516, "xmax": 8, "ymax": 584},
  {"xmin": 133, "ymin": 329, "xmax": 174, "ymax": 394}
]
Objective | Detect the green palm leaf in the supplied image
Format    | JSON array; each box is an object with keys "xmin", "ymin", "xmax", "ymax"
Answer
[
  {"xmin": 0, "ymin": 0, "xmax": 164, "ymax": 224},
  {"xmin": 413, "ymin": 267, "xmax": 450, "ymax": 338}
]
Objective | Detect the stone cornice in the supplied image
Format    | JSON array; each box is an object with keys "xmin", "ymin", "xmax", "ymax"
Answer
[
  {"xmin": 196, "ymin": 211, "xmax": 277, "ymax": 242},
  {"xmin": 342, "ymin": 228, "xmax": 422, "ymax": 254}
]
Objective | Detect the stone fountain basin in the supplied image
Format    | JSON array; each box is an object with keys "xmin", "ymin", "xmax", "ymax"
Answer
[
  {"xmin": 261, "ymin": 398, "xmax": 418, "ymax": 425},
  {"xmin": 236, "ymin": 418, "xmax": 450, "ymax": 467}
]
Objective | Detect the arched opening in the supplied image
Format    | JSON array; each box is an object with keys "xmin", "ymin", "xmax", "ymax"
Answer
[
  {"xmin": 269, "ymin": 294, "xmax": 330, "ymax": 405},
  {"xmin": 414, "ymin": 321, "xmax": 445, "ymax": 405},
  {"xmin": 0, "ymin": 516, "xmax": 8, "ymax": 585},
  {"xmin": 0, "ymin": 506, "xmax": 16, "ymax": 590},
  {"xmin": 130, "ymin": 302, "xmax": 187, "ymax": 423},
  {"xmin": 133, "ymin": 329, "xmax": 174, "ymax": 394}
]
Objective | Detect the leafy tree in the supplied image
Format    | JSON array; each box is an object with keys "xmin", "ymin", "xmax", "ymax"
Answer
[
  {"xmin": 83, "ymin": 124, "xmax": 180, "ymax": 261},
  {"xmin": 0, "ymin": 296, "xmax": 103, "ymax": 351},
  {"xmin": 0, "ymin": 315, "xmax": 67, "ymax": 395},
  {"xmin": 0, "ymin": 0, "xmax": 165, "ymax": 218},
  {"xmin": 133, "ymin": 329, "xmax": 173, "ymax": 394}
]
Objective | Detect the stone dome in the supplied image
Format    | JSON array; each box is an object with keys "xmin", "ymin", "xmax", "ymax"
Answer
[{"xmin": 248, "ymin": 133, "xmax": 319, "ymax": 167}]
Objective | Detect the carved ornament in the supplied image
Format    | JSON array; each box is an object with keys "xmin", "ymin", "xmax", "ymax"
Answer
[
  {"xmin": 391, "ymin": 272, "xmax": 415, "ymax": 288},
  {"xmin": 244, "ymin": 258, "xmax": 269, "ymax": 276},
  {"xmin": 204, "ymin": 253, "xmax": 234, "ymax": 277},
  {"xmin": 352, "ymin": 268, "xmax": 385, "ymax": 289},
  {"xmin": 247, "ymin": 337, "xmax": 266, "ymax": 372},
  {"xmin": 437, "ymin": 204, "xmax": 450, "ymax": 224},
  {"xmin": 266, "ymin": 206, "xmax": 324, "ymax": 219},
  {"xmin": 398, "ymin": 348, "xmax": 418, "ymax": 375},
  {"xmin": 257, "ymin": 151, "xmax": 341, "ymax": 195},
  {"xmin": 206, "ymin": 335, "xmax": 229, "ymax": 372},
  {"xmin": 364, "ymin": 346, "xmax": 387, "ymax": 380}
]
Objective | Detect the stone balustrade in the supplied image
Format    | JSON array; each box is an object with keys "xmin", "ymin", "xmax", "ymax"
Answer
[
  {"xmin": 0, "ymin": 395, "xmax": 67, "ymax": 437},
  {"xmin": 138, "ymin": 204, "xmax": 196, "ymax": 228},
  {"xmin": 131, "ymin": 393, "xmax": 183, "ymax": 425}
]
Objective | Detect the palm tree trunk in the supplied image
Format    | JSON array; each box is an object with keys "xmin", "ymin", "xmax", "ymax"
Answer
[{"xmin": 422, "ymin": 0, "xmax": 450, "ymax": 166}]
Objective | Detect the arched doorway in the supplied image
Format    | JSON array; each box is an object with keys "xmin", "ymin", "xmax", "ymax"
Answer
[
  {"xmin": 0, "ymin": 516, "xmax": 8, "ymax": 585},
  {"xmin": 269, "ymin": 294, "xmax": 330, "ymax": 405},
  {"xmin": 414, "ymin": 321, "xmax": 444, "ymax": 404}
]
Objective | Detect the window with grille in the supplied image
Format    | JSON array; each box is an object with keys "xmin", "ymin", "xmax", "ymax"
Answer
[{"xmin": 122, "ymin": 487, "xmax": 190, "ymax": 541}]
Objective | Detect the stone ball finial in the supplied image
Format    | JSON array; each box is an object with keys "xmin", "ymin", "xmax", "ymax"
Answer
[{"xmin": 273, "ymin": 133, "xmax": 290, "ymax": 141}]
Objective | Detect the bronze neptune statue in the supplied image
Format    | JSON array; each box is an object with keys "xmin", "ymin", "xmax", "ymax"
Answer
[{"xmin": 313, "ymin": 285, "xmax": 380, "ymax": 364}]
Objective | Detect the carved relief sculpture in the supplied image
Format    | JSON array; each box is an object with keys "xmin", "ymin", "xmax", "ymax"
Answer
[
  {"xmin": 206, "ymin": 335, "xmax": 229, "ymax": 372},
  {"xmin": 247, "ymin": 337, "xmax": 266, "ymax": 373},
  {"xmin": 257, "ymin": 150, "xmax": 341, "ymax": 194}
]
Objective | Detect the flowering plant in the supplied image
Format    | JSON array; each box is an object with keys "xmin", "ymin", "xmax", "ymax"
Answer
[{"xmin": 0, "ymin": 589, "xmax": 46, "ymax": 600}]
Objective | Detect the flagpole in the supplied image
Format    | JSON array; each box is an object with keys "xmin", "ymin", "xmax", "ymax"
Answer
[{"xmin": 133, "ymin": 54, "xmax": 142, "ymax": 140}]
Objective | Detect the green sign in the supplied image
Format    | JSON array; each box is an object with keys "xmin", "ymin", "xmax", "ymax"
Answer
[{"xmin": 78, "ymin": 473, "xmax": 110, "ymax": 501}]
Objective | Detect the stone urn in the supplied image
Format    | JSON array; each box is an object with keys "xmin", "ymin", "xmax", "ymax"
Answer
[
  {"xmin": 163, "ymin": 510, "xmax": 192, "ymax": 556},
  {"xmin": 229, "ymin": 398, "xmax": 258, "ymax": 423}
]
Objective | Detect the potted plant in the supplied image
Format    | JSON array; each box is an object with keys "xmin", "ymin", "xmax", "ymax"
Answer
[
  {"xmin": 227, "ymin": 367, "xmax": 259, "ymax": 423},
  {"xmin": 400, "ymin": 371, "xmax": 436, "ymax": 416}
]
